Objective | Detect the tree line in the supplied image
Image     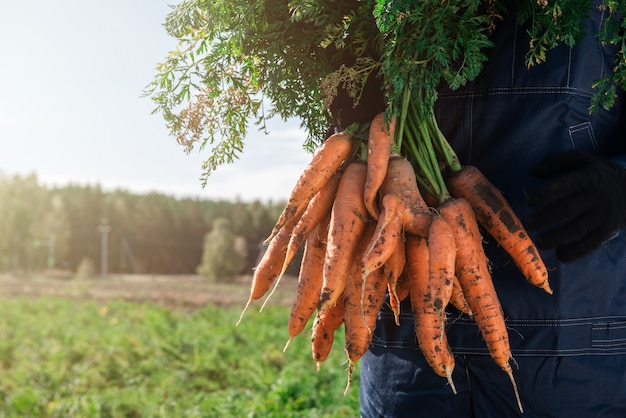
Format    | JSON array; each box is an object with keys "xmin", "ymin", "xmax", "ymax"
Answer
[{"xmin": 0, "ymin": 173, "xmax": 291, "ymax": 277}]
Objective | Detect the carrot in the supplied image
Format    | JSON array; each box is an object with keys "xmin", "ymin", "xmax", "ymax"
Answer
[
  {"xmin": 405, "ymin": 232, "xmax": 456, "ymax": 394},
  {"xmin": 446, "ymin": 165, "xmax": 551, "ymax": 294},
  {"xmin": 266, "ymin": 132, "xmax": 353, "ymax": 243},
  {"xmin": 449, "ymin": 275, "xmax": 472, "ymax": 316},
  {"xmin": 318, "ymin": 161, "xmax": 369, "ymax": 312},
  {"xmin": 311, "ymin": 294, "xmax": 345, "ymax": 371},
  {"xmin": 236, "ymin": 224, "xmax": 291, "ymax": 326},
  {"xmin": 360, "ymin": 194, "xmax": 404, "ymax": 282},
  {"xmin": 420, "ymin": 187, "xmax": 440, "ymax": 208},
  {"xmin": 364, "ymin": 113, "xmax": 395, "ymax": 219},
  {"xmin": 344, "ymin": 268, "xmax": 387, "ymax": 395},
  {"xmin": 361, "ymin": 156, "xmax": 432, "ymax": 281},
  {"xmin": 394, "ymin": 268, "xmax": 410, "ymax": 304},
  {"xmin": 282, "ymin": 171, "xmax": 340, "ymax": 272},
  {"xmin": 344, "ymin": 223, "xmax": 386, "ymax": 395},
  {"xmin": 283, "ymin": 213, "xmax": 330, "ymax": 352},
  {"xmin": 426, "ymin": 214, "xmax": 456, "ymax": 331},
  {"xmin": 438, "ymin": 197, "xmax": 522, "ymax": 412},
  {"xmin": 387, "ymin": 282, "xmax": 401, "ymax": 326},
  {"xmin": 383, "ymin": 237, "xmax": 406, "ymax": 326},
  {"xmin": 382, "ymin": 157, "xmax": 432, "ymax": 235},
  {"xmin": 261, "ymin": 172, "xmax": 340, "ymax": 311}
]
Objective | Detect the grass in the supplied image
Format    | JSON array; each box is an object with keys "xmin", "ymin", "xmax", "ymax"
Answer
[{"xmin": 0, "ymin": 296, "xmax": 360, "ymax": 417}]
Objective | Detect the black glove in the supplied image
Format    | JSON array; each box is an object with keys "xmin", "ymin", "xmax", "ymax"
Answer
[
  {"xmin": 328, "ymin": 70, "xmax": 386, "ymax": 132},
  {"xmin": 526, "ymin": 150, "xmax": 626, "ymax": 262}
]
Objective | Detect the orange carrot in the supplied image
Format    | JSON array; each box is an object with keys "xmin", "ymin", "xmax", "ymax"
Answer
[
  {"xmin": 344, "ymin": 222, "xmax": 386, "ymax": 395},
  {"xmin": 394, "ymin": 268, "xmax": 410, "ymax": 304},
  {"xmin": 364, "ymin": 113, "xmax": 395, "ymax": 219},
  {"xmin": 383, "ymin": 237, "xmax": 406, "ymax": 326},
  {"xmin": 261, "ymin": 172, "xmax": 339, "ymax": 311},
  {"xmin": 236, "ymin": 224, "xmax": 291, "ymax": 325},
  {"xmin": 361, "ymin": 156, "xmax": 432, "ymax": 280},
  {"xmin": 382, "ymin": 157, "xmax": 432, "ymax": 235},
  {"xmin": 420, "ymin": 187, "xmax": 440, "ymax": 208},
  {"xmin": 279, "ymin": 171, "xmax": 340, "ymax": 277},
  {"xmin": 283, "ymin": 213, "xmax": 330, "ymax": 352},
  {"xmin": 449, "ymin": 275, "xmax": 472, "ymax": 316},
  {"xmin": 311, "ymin": 294, "xmax": 345, "ymax": 370},
  {"xmin": 344, "ymin": 268, "xmax": 387, "ymax": 395},
  {"xmin": 438, "ymin": 197, "xmax": 522, "ymax": 412},
  {"xmin": 266, "ymin": 131, "xmax": 353, "ymax": 243},
  {"xmin": 406, "ymin": 232, "xmax": 456, "ymax": 393},
  {"xmin": 426, "ymin": 214, "xmax": 456, "ymax": 331},
  {"xmin": 318, "ymin": 161, "xmax": 369, "ymax": 312},
  {"xmin": 446, "ymin": 165, "xmax": 551, "ymax": 294},
  {"xmin": 360, "ymin": 194, "xmax": 404, "ymax": 281}
]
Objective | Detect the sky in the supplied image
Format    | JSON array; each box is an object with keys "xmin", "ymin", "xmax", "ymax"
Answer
[{"xmin": 0, "ymin": 0, "xmax": 313, "ymax": 202}]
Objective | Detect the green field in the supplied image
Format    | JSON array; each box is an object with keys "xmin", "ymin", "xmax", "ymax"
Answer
[{"xmin": 0, "ymin": 295, "xmax": 360, "ymax": 417}]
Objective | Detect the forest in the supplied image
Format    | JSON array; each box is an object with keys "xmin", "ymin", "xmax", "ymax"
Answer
[{"xmin": 0, "ymin": 172, "xmax": 289, "ymax": 276}]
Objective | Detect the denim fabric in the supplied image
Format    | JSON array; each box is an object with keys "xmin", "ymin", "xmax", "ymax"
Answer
[
  {"xmin": 361, "ymin": 1, "xmax": 626, "ymax": 416},
  {"xmin": 432, "ymin": 0, "xmax": 626, "ymax": 357},
  {"xmin": 360, "ymin": 339, "xmax": 626, "ymax": 417}
]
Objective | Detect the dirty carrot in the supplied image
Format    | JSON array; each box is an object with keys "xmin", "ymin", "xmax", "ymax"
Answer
[
  {"xmin": 311, "ymin": 294, "xmax": 345, "ymax": 371},
  {"xmin": 282, "ymin": 171, "xmax": 340, "ymax": 272},
  {"xmin": 406, "ymin": 232, "xmax": 456, "ymax": 394},
  {"xmin": 344, "ymin": 267, "xmax": 387, "ymax": 395},
  {"xmin": 361, "ymin": 156, "xmax": 432, "ymax": 281},
  {"xmin": 283, "ymin": 213, "xmax": 330, "ymax": 352},
  {"xmin": 318, "ymin": 161, "xmax": 369, "ymax": 312},
  {"xmin": 449, "ymin": 275, "xmax": 472, "ymax": 316},
  {"xmin": 364, "ymin": 112, "xmax": 395, "ymax": 219},
  {"xmin": 426, "ymin": 214, "xmax": 456, "ymax": 331},
  {"xmin": 344, "ymin": 223, "xmax": 386, "ymax": 395},
  {"xmin": 383, "ymin": 237, "xmax": 406, "ymax": 326},
  {"xmin": 380, "ymin": 156, "xmax": 432, "ymax": 235},
  {"xmin": 237, "ymin": 224, "xmax": 291, "ymax": 326},
  {"xmin": 394, "ymin": 268, "xmax": 410, "ymax": 305},
  {"xmin": 266, "ymin": 131, "xmax": 353, "ymax": 243},
  {"xmin": 446, "ymin": 165, "xmax": 551, "ymax": 294},
  {"xmin": 261, "ymin": 172, "xmax": 340, "ymax": 311},
  {"xmin": 438, "ymin": 196, "xmax": 522, "ymax": 412},
  {"xmin": 360, "ymin": 193, "xmax": 404, "ymax": 281}
]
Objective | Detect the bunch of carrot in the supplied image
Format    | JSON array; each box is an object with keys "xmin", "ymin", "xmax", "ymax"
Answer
[{"xmin": 237, "ymin": 112, "xmax": 551, "ymax": 413}]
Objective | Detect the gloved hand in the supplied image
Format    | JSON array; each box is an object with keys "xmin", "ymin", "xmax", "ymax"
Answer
[
  {"xmin": 328, "ymin": 70, "xmax": 386, "ymax": 132},
  {"xmin": 525, "ymin": 150, "xmax": 626, "ymax": 262}
]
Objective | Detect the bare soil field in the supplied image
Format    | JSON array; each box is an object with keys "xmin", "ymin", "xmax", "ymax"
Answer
[{"xmin": 0, "ymin": 273, "xmax": 299, "ymax": 309}]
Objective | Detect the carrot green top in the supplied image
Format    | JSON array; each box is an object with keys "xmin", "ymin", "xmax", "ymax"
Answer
[{"xmin": 145, "ymin": 0, "xmax": 626, "ymax": 183}]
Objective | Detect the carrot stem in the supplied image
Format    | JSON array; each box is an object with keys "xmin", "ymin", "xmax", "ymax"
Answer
[
  {"xmin": 427, "ymin": 113, "xmax": 462, "ymax": 172},
  {"xmin": 398, "ymin": 93, "xmax": 453, "ymax": 204},
  {"xmin": 414, "ymin": 111, "xmax": 450, "ymax": 203},
  {"xmin": 394, "ymin": 83, "xmax": 412, "ymax": 155},
  {"xmin": 403, "ymin": 116, "xmax": 436, "ymax": 198}
]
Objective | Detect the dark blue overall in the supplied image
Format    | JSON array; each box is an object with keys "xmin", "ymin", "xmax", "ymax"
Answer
[{"xmin": 359, "ymin": 2, "xmax": 626, "ymax": 417}]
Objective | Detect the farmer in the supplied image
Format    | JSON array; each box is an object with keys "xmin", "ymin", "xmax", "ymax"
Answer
[{"xmin": 350, "ymin": 2, "xmax": 626, "ymax": 417}]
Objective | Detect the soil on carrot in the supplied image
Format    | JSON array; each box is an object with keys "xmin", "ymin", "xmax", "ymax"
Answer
[{"xmin": 0, "ymin": 272, "xmax": 299, "ymax": 310}]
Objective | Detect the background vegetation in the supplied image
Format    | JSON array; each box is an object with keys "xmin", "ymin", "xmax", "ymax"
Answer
[
  {"xmin": 0, "ymin": 173, "xmax": 296, "ymax": 277},
  {"xmin": 0, "ymin": 171, "xmax": 361, "ymax": 416},
  {"xmin": 0, "ymin": 296, "xmax": 360, "ymax": 417}
]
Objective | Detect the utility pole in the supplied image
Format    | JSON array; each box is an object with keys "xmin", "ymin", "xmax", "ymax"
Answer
[{"xmin": 98, "ymin": 218, "xmax": 111, "ymax": 278}]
